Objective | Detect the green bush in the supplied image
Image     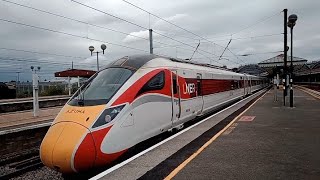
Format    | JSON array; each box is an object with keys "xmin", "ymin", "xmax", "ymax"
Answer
[{"xmin": 40, "ymin": 86, "xmax": 67, "ymax": 96}]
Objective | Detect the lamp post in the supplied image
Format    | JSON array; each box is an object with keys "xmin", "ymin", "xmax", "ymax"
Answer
[
  {"xmin": 283, "ymin": 9, "xmax": 288, "ymax": 106},
  {"xmin": 288, "ymin": 14, "xmax": 298, "ymax": 108},
  {"xmin": 89, "ymin": 44, "xmax": 107, "ymax": 71}
]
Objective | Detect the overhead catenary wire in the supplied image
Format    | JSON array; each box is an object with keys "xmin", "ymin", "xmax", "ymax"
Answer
[
  {"xmin": 195, "ymin": 51, "xmax": 225, "ymax": 66},
  {"xmin": 231, "ymin": 11, "xmax": 282, "ymax": 36},
  {"xmin": 1, "ymin": 0, "xmax": 151, "ymax": 42},
  {"xmin": 156, "ymin": 33, "xmax": 283, "ymax": 49},
  {"xmin": 207, "ymin": 33, "xmax": 283, "ymax": 42},
  {"xmin": 121, "ymin": 0, "xmax": 220, "ymax": 45},
  {"xmin": 69, "ymin": 0, "xmax": 244, "ymax": 66},
  {"xmin": 156, "ymin": 31, "xmax": 228, "ymax": 65},
  {"xmin": 70, "ymin": 1, "xmax": 221, "ymax": 56},
  {"xmin": 121, "ymin": 1, "xmax": 254, "ymax": 50},
  {"xmin": 192, "ymin": 50, "xmax": 282, "ymax": 65},
  {"xmin": 226, "ymin": 48, "xmax": 246, "ymax": 64},
  {"xmin": 0, "ymin": 47, "xmax": 87, "ymax": 59},
  {"xmin": 0, "ymin": 18, "xmax": 149, "ymax": 53},
  {"xmin": 0, "ymin": 0, "xmax": 191, "ymax": 53},
  {"xmin": 71, "ymin": 0, "xmax": 148, "ymax": 30},
  {"xmin": 120, "ymin": 0, "xmax": 277, "ymax": 65},
  {"xmin": 0, "ymin": 0, "xmax": 283, "ymax": 76},
  {"xmin": 221, "ymin": 50, "xmax": 283, "ymax": 57},
  {"xmin": 153, "ymin": 31, "xmax": 220, "ymax": 59},
  {"xmin": 158, "ymin": 31, "xmax": 201, "ymax": 41},
  {"xmin": 0, "ymin": 56, "xmax": 98, "ymax": 68}
]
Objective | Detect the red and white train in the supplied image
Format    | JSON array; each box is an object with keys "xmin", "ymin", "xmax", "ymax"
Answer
[{"xmin": 40, "ymin": 55, "xmax": 267, "ymax": 173}]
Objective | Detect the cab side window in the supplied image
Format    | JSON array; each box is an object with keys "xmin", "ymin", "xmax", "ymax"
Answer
[
  {"xmin": 137, "ymin": 71, "xmax": 165, "ymax": 96},
  {"xmin": 147, "ymin": 71, "xmax": 165, "ymax": 90}
]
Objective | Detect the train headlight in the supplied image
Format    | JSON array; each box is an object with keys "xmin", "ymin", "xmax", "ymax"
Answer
[
  {"xmin": 92, "ymin": 104, "xmax": 125, "ymax": 128},
  {"xmin": 105, "ymin": 115, "xmax": 112, "ymax": 123}
]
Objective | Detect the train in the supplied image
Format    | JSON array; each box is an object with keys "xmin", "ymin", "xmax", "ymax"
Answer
[
  {"xmin": 0, "ymin": 82, "xmax": 16, "ymax": 99},
  {"xmin": 40, "ymin": 54, "xmax": 268, "ymax": 173}
]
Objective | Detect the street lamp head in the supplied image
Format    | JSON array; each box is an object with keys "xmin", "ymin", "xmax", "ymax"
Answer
[
  {"xmin": 37, "ymin": 66, "xmax": 41, "ymax": 71},
  {"xmin": 288, "ymin": 14, "xmax": 298, "ymax": 23},
  {"xmin": 89, "ymin": 46, "xmax": 95, "ymax": 52},
  {"xmin": 30, "ymin": 66, "xmax": 34, "ymax": 71},
  {"xmin": 89, "ymin": 46, "xmax": 95, "ymax": 56},
  {"xmin": 287, "ymin": 21, "xmax": 295, "ymax": 28},
  {"xmin": 101, "ymin": 44, "xmax": 107, "ymax": 54}
]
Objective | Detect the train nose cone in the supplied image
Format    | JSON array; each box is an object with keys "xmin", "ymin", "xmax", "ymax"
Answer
[{"xmin": 40, "ymin": 122, "xmax": 96, "ymax": 173}]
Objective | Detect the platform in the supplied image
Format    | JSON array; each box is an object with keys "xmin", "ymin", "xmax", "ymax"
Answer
[
  {"xmin": 92, "ymin": 87, "xmax": 320, "ymax": 180},
  {"xmin": 0, "ymin": 107, "xmax": 60, "ymax": 134},
  {"xmin": 0, "ymin": 95, "xmax": 68, "ymax": 113},
  {"xmin": 0, "ymin": 95, "xmax": 69, "ymax": 104},
  {"xmin": 167, "ymin": 87, "xmax": 320, "ymax": 179}
]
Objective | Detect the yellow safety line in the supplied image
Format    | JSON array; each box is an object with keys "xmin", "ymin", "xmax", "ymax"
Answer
[
  {"xmin": 296, "ymin": 86, "xmax": 320, "ymax": 100},
  {"xmin": 164, "ymin": 90, "xmax": 269, "ymax": 180}
]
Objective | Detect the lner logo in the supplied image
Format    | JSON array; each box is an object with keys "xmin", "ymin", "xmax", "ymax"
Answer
[{"xmin": 183, "ymin": 83, "xmax": 196, "ymax": 94}]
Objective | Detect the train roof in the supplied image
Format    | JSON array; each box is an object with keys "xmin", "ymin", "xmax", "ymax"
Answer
[
  {"xmin": 105, "ymin": 54, "xmax": 158, "ymax": 70},
  {"xmin": 104, "ymin": 54, "xmax": 264, "ymax": 79},
  {"xmin": 105, "ymin": 54, "xmax": 229, "ymax": 71}
]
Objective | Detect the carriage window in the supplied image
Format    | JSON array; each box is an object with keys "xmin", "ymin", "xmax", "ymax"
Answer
[
  {"xmin": 232, "ymin": 80, "xmax": 238, "ymax": 89},
  {"xmin": 137, "ymin": 71, "xmax": 165, "ymax": 96}
]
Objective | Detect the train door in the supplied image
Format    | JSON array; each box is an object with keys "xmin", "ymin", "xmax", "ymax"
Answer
[
  {"xmin": 241, "ymin": 76, "xmax": 245, "ymax": 96},
  {"xmin": 171, "ymin": 70, "xmax": 181, "ymax": 123},
  {"xmin": 196, "ymin": 73, "xmax": 204, "ymax": 115}
]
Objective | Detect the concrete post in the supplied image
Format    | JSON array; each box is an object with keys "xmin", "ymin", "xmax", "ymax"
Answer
[
  {"xmin": 32, "ymin": 73, "xmax": 39, "ymax": 117},
  {"xmin": 68, "ymin": 76, "xmax": 71, "ymax": 96},
  {"xmin": 96, "ymin": 52, "xmax": 99, "ymax": 71},
  {"xmin": 78, "ymin": 76, "xmax": 80, "ymax": 88}
]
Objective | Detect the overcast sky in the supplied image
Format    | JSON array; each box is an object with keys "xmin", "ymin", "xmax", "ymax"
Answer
[{"xmin": 0, "ymin": 0, "xmax": 319, "ymax": 82}]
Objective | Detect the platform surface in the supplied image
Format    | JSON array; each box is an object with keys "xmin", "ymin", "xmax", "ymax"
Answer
[
  {"xmin": 170, "ymin": 88, "xmax": 320, "ymax": 179},
  {"xmin": 0, "ymin": 107, "xmax": 60, "ymax": 131},
  {"xmin": 0, "ymin": 95, "xmax": 69, "ymax": 104}
]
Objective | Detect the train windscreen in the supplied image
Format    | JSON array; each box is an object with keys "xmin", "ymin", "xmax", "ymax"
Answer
[{"xmin": 68, "ymin": 67, "xmax": 133, "ymax": 106}]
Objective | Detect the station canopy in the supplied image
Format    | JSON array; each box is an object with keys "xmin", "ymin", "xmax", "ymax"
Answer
[
  {"xmin": 258, "ymin": 54, "xmax": 308, "ymax": 76},
  {"xmin": 258, "ymin": 54, "xmax": 307, "ymax": 68},
  {"xmin": 294, "ymin": 60, "xmax": 320, "ymax": 76},
  {"xmin": 54, "ymin": 69, "xmax": 96, "ymax": 78}
]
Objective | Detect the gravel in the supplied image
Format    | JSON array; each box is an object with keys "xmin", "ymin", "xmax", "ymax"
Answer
[
  {"xmin": 0, "ymin": 166, "xmax": 14, "ymax": 176},
  {"xmin": 12, "ymin": 166, "xmax": 63, "ymax": 180}
]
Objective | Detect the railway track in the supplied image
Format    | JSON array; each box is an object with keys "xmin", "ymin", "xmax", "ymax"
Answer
[{"xmin": 0, "ymin": 150, "xmax": 43, "ymax": 180}]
